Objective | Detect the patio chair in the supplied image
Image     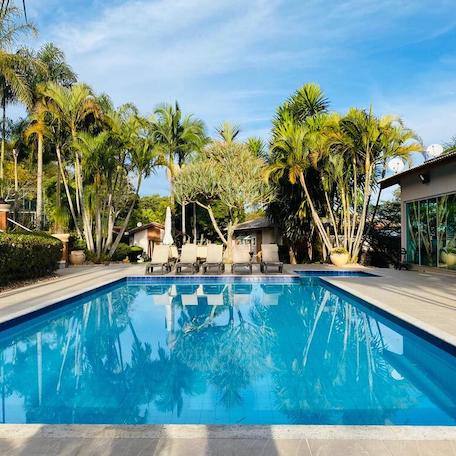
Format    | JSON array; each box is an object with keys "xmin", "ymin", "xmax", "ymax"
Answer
[
  {"xmin": 145, "ymin": 245, "xmax": 171, "ymax": 274},
  {"xmin": 197, "ymin": 245, "xmax": 208, "ymax": 264},
  {"xmin": 232, "ymin": 245, "xmax": 252, "ymax": 274},
  {"xmin": 261, "ymin": 244, "xmax": 283, "ymax": 273},
  {"xmin": 176, "ymin": 244, "xmax": 199, "ymax": 274},
  {"xmin": 202, "ymin": 244, "xmax": 225, "ymax": 274}
]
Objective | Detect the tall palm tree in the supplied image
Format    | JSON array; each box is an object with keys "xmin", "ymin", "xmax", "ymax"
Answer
[
  {"xmin": 0, "ymin": 4, "xmax": 37, "ymax": 192},
  {"xmin": 40, "ymin": 82, "xmax": 101, "ymax": 241},
  {"xmin": 24, "ymin": 43, "xmax": 76, "ymax": 229},
  {"xmin": 153, "ymin": 102, "xmax": 206, "ymax": 238}
]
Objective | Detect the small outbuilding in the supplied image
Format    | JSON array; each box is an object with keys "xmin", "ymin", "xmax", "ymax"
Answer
[
  {"xmin": 126, "ymin": 222, "xmax": 165, "ymax": 257},
  {"xmin": 380, "ymin": 151, "xmax": 456, "ymax": 271},
  {"xmin": 233, "ymin": 216, "xmax": 280, "ymax": 255}
]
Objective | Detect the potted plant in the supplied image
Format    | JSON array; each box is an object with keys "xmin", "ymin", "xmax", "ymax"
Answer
[
  {"xmin": 128, "ymin": 245, "xmax": 144, "ymax": 263},
  {"xmin": 69, "ymin": 238, "xmax": 87, "ymax": 265},
  {"xmin": 442, "ymin": 247, "xmax": 456, "ymax": 267},
  {"xmin": 330, "ymin": 247, "xmax": 350, "ymax": 267}
]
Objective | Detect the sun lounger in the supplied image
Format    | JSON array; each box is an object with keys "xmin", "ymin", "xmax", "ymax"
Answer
[
  {"xmin": 176, "ymin": 244, "xmax": 199, "ymax": 273},
  {"xmin": 202, "ymin": 244, "xmax": 224, "ymax": 274},
  {"xmin": 145, "ymin": 244, "xmax": 172, "ymax": 274},
  {"xmin": 232, "ymin": 245, "xmax": 252, "ymax": 274},
  {"xmin": 261, "ymin": 244, "xmax": 283, "ymax": 273}
]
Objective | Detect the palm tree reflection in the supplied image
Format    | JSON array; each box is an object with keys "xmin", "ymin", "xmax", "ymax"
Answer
[{"xmin": 0, "ymin": 281, "xmax": 454, "ymax": 425}]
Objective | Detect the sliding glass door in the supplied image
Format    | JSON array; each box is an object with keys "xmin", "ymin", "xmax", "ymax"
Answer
[{"xmin": 406, "ymin": 193, "xmax": 456, "ymax": 270}]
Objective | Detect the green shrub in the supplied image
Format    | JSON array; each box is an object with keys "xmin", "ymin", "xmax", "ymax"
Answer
[
  {"xmin": 331, "ymin": 247, "xmax": 349, "ymax": 255},
  {"xmin": 0, "ymin": 232, "xmax": 62, "ymax": 285},
  {"xmin": 112, "ymin": 242, "xmax": 131, "ymax": 261},
  {"xmin": 128, "ymin": 245, "xmax": 143, "ymax": 262},
  {"xmin": 72, "ymin": 239, "xmax": 87, "ymax": 251}
]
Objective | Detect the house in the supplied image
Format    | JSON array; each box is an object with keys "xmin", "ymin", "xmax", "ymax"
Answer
[
  {"xmin": 380, "ymin": 150, "xmax": 456, "ymax": 271},
  {"xmin": 125, "ymin": 222, "xmax": 165, "ymax": 257},
  {"xmin": 233, "ymin": 216, "xmax": 281, "ymax": 255}
]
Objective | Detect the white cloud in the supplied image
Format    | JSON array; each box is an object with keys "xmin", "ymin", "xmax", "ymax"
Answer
[{"xmin": 24, "ymin": 0, "xmax": 456, "ymax": 195}]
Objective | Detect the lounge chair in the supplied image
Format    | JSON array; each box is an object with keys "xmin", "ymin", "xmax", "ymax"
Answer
[
  {"xmin": 202, "ymin": 244, "xmax": 224, "ymax": 274},
  {"xmin": 176, "ymin": 244, "xmax": 199, "ymax": 273},
  {"xmin": 261, "ymin": 244, "xmax": 283, "ymax": 273},
  {"xmin": 145, "ymin": 245, "xmax": 171, "ymax": 274},
  {"xmin": 197, "ymin": 245, "xmax": 208, "ymax": 264},
  {"xmin": 232, "ymin": 245, "xmax": 252, "ymax": 274}
]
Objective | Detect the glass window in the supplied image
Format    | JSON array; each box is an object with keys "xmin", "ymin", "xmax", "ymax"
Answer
[
  {"xmin": 438, "ymin": 194, "xmax": 456, "ymax": 270},
  {"xmin": 406, "ymin": 201, "xmax": 420, "ymax": 264},
  {"xmin": 406, "ymin": 193, "xmax": 456, "ymax": 268}
]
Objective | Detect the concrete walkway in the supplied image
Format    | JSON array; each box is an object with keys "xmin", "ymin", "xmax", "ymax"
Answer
[{"xmin": 0, "ymin": 264, "xmax": 456, "ymax": 455}]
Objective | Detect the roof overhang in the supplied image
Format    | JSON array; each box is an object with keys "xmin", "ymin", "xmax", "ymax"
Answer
[{"xmin": 380, "ymin": 151, "xmax": 456, "ymax": 189}]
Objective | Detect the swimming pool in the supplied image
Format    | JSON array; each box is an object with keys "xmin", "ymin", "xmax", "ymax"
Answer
[{"xmin": 0, "ymin": 276, "xmax": 455, "ymax": 426}]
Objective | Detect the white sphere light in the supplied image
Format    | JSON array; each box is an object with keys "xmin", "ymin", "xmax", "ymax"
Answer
[
  {"xmin": 426, "ymin": 143, "xmax": 444, "ymax": 158},
  {"xmin": 388, "ymin": 157, "xmax": 405, "ymax": 174}
]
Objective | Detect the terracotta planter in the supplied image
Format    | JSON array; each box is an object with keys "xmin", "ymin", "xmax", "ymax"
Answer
[
  {"xmin": 330, "ymin": 252, "xmax": 349, "ymax": 267},
  {"xmin": 69, "ymin": 250, "xmax": 86, "ymax": 265},
  {"xmin": 445, "ymin": 253, "xmax": 456, "ymax": 267}
]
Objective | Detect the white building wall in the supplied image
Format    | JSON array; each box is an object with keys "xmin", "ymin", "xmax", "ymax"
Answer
[{"xmin": 132, "ymin": 230, "xmax": 149, "ymax": 253}]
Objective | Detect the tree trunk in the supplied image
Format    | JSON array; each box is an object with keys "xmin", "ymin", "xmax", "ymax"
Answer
[
  {"xmin": 36, "ymin": 133, "xmax": 43, "ymax": 230},
  {"xmin": 56, "ymin": 145, "xmax": 82, "ymax": 238},
  {"xmin": 181, "ymin": 201, "xmax": 186, "ymax": 242},
  {"xmin": 289, "ymin": 245, "xmax": 297, "ymax": 265},
  {"xmin": 195, "ymin": 201, "xmax": 227, "ymax": 245},
  {"xmin": 109, "ymin": 174, "xmax": 143, "ymax": 256},
  {"xmin": 298, "ymin": 171, "xmax": 332, "ymax": 251},
  {"xmin": 0, "ymin": 92, "xmax": 5, "ymax": 188},
  {"xmin": 193, "ymin": 202, "xmax": 197, "ymax": 242}
]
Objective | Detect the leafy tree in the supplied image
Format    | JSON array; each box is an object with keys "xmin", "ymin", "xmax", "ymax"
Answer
[
  {"xmin": 174, "ymin": 141, "xmax": 271, "ymax": 261},
  {"xmin": 130, "ymin": 194, "xmax": 171, "ymax": 227}
]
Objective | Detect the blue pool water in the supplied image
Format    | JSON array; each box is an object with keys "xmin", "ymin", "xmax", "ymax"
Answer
[{"xmin": 0, "ymin": 276, "xmax": 455, "ymax": 425}]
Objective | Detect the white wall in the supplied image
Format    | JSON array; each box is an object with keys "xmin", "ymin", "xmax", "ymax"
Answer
[{"xmin": 131, "ymin": 230, "xmax": 149, "ymax": 253}]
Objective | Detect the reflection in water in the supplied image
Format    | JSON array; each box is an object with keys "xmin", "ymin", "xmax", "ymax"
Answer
[{"xmin": 1, "ymin": 280, "xmax": 456, "ymax": 425}]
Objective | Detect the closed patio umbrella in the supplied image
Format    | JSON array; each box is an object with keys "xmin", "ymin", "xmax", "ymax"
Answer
[{"xmin": 163, "ymin": 206, "xmax": 174, "ymax": 245}]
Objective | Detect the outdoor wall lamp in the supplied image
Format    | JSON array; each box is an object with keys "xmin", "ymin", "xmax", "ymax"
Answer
[{"xmin": 419, "ymin": 173, "xmax": 430, "ymax": 184}]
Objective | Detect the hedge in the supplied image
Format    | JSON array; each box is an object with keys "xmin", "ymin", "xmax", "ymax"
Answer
[{"xmin": 0, "ymin": 232, "xmax": 62, "ymax": 286}]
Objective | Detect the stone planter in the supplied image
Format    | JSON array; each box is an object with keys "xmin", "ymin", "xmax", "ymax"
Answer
[
  {"xmin": 69, "ymin": 250, "xmax": 86, "ymax": 265},
  {"xmin": 52, "ymin": 233, "xmax": 70, "ymax": 268},
  {"xmin": 330, "ymin": 252, "xmax": 349, "ymax": 267}
]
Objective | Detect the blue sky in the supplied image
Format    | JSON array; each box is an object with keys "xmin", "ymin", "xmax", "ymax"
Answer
[{"xmin": 25, "ymin": 0, "xmax": 456, "ymax": 197}]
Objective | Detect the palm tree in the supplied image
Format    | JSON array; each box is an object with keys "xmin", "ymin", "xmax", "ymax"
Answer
[
  {"xmin": 0, "ymin": 5, "xmax": 37, "ymax": 192},
  {"xmin": 215, "ymin": 121, "xmax": 240, "ymax": 144},
  {"xmin": 152, "ymin": 102, "xmax": 206, "ymax": 239},
  {"xmin": 24, "ymin": 43, "xmax": 76, "ymax": 229},
  {"xmin": 40, "ymin": 82, "xmax": 101, "ymax": 242}
]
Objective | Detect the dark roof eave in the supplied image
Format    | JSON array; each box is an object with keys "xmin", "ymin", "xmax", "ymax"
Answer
[{"xmin": 380, "ymin": 151, "xmax": 456, "ymax": 189}]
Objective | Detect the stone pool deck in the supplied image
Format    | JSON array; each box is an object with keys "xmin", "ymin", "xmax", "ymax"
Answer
[{"xmin": 0, "ymin": 263, "xmax": 455, "ymax": 455}]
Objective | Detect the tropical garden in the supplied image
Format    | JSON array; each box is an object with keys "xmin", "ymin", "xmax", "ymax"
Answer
[{"xmin": 0, "ymin": 1, "xmax": 428, "ymax": 285}]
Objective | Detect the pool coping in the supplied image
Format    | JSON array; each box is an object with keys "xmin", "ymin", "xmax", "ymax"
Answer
[{"xmin": 0, "ymin": 424, "xmax": 456, "ymax": 440}]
